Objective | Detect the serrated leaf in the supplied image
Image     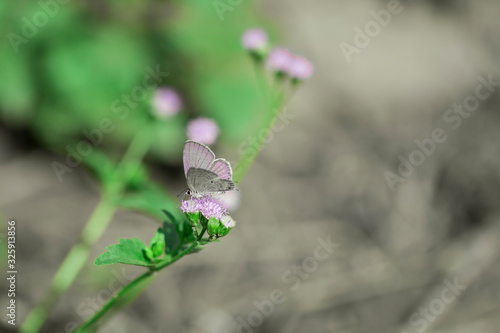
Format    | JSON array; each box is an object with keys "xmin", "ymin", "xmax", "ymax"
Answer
[{"xmin": 95, "ymin": 238, "xmax": 152, "ymax": 267}]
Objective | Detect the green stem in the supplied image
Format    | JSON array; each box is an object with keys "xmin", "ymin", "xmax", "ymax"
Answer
[
  {"xmin": 119, "ymin": 124, "xmax": 155, "ymax": 169},
  {"xmin": 252, "ymin": 59, "xmax": 269, "ymax": 101},
  {"xmin": 233, "ymin": 89, "xmax": 284, "ymax": 182},
  {"xmin": 72, "ymin": 241, "xmax": 199, "ymax": 333},
  {"xmin": 197, "ymin": 227, "xmax": 206, "ymax": 241},
  {"xmin": 20, "ymin": 197, "xmax": 116, "ymax": 333},
  {"xmin": 20, "ymin": 125, "xmax": 157, "ymax": 333}
]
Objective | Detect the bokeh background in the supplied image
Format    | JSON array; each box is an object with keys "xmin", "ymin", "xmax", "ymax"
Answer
[{"xmin": 2, "ymin": 0, "xmax": 500, "ymax": 332}]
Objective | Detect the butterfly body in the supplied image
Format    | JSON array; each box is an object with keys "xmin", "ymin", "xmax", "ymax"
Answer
[{"xmin": 183, "ymin": 140, "xmax": 235, "ymax": 197}]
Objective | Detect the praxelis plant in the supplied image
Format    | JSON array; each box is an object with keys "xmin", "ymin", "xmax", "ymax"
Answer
[{"xmin": 20, "ymin": 27, "xmax": 314, "ymax": 333}]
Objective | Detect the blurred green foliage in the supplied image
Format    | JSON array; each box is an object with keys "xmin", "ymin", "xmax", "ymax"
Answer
[{"xmin": 0, "ymin": 0, "xmax": 270, "ymax": 163}]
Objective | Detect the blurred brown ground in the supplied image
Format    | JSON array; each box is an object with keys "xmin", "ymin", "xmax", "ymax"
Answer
[{"xmin": 2, "ymin": 0, "xmax": 500, "ymax": 332}]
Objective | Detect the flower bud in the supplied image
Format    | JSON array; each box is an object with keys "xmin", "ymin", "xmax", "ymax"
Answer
[
  {"xmin": 267, "ymin": 48, "xmax": 293, "ymax": 77},
  {"xmin": 152, "ymin": 87, "xmax": 182, "ymax": 118},
  {"xmin": 216, "ymin": 224, "xmax": 231, "ymax": 238},
  {"xmin": 207, "ymin": 217, "xmax": 221, "ymax": 237},
  {"xmin": 149, "ymin": 228, "xmax": 166, "ymax": 258},
  {"xmin": 187, "ymin": 118, "xmax": 219, "ymax": 145},
  {"xmin": 151, "ymin": 239, "xmax": 165, "ymax": 258},
  {"xmin": 143, "ymin": 247, "xmax": 154, "ymax": 262},
  {"xmin": 287, "ymin": 55, "xmax": 314, "ymax": 82},
  {"xmin": 242, "ymin": 28, "xmax": 268, "ymax": 62},
  {"xmin": 186, "ymin": 212, "xmax": 200, "ymax": 226}
]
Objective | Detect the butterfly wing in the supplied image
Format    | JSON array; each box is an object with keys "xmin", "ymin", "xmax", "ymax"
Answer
[
  {"xmin": 184, "ymin": 140, "xmax": 235, "ymax": 196},
  {"xmin": 196, "ymin": 178, "xmax": 235, "ymax": 194},
  {"xmin": 208, "ymin": 158, "xmax": 232, "ymax": 180},
  {"xmin": 183, "ymin": 141, "xmax": 215, "ymax": 177},
  {"xmin": 186, "ymin": 168, "xmax": 218, "ymax": 194},
  {"xmin": 187, "ymin": 168, "xmax": 235, "ymax": 195}
]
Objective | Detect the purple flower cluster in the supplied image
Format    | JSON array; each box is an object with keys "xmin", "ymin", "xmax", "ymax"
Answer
[
  {"xmin": 242, "ymin": 28, "xmax": 268, "ymax": 51},
  {"xmin": 267, "ymin": 48, "xmax": 314, "ymax": 80},
  {"xmin": 241, "ymin": 28, "xmax": 314, "ymax": 80},
  {"xmin": 153, "ymin": 87, "xmax": 182, "ymax": 117},
  {"xmin": 186, "ymin": 117, "xmax": 219, "ymax": 145},
  {"xmin": 180, "ymin": 196, "xmax": 228, "ymax": 221},
  {"xmin": 150, "ymin": 87, "xmax": 221, "ymax": 145}
]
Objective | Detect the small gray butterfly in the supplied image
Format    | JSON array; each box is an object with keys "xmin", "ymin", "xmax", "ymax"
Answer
[{"xmin": 183, "ymin": 140, "xmax": 235, "ymax": 197}]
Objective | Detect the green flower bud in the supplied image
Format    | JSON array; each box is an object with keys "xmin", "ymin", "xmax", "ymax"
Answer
[
  {"xmin": 186, "ymin": 212, "xmax": 200, "ymax": 226},
  {"xmin": 207, "ymin": 217, "xmax": 221, "ymax": 237},
  {"xmin": 250, "ymin": 48, "xmax": 268, "ymax": 63},
  {"xmin": 200, "ymin": 214, "xmax": 209, "ymax": 228},
  {"xmin": 151, "ymin": 239, "xmax": 165, "ymax": 258},
  {"xmin": 150, "ymin": 228, "xmax": 166, "ymax": 258},
  {"xmin": 143, "ymin": 247, "xmax": 154, "ymax": 262},
  {"xmin": 216, "ymin": 224, "xmax": 231, "ymax": 238}
]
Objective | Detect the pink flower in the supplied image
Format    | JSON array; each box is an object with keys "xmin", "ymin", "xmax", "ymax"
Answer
[
  {"xmin": 180, "ymin": 196, "xmax": 228, "ymax": 220},
  {"xmin": 267, "ymin": 48, "xmax": 293, "ymax": 72},
  {"xmin": 199, "ymin": 196, "xmax": 227, "ymax": 220},
  {"xmin": 266, "ymin": 48, "xmax": 315, "ymax": 80},
  {"xmin": 266, "ymin": 48, "xmax": 293, "ymax": 72},
  {"xmin": 287, "ymin": 55, "xmax": 314, "ymax": 80},
  {"xmin": 180, "ymin": 199, "xmax": 200, "ymax": 213},
  {"xmin": 187, "ymin": 118, "xmax": 219, "ymax": 145},
  {"xmin": 153, "ymin": 87, "xmax": 182, "ymax": 117},
  {"xmin": 242, "ymin": 28, "xmax": 268, "ymax": 51}
]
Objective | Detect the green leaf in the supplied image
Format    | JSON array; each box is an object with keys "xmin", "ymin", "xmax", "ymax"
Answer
[
  {"xmin": 95, "ymin": 238, "xmax": 152, "ymax": 267},
  {"xmin": 0, "ymin": 45, "xmax": 34, "ymax": 124},
  {"xmin": 116, "ymin": 184, "xmax": 182, "ymax": 222},
  {"xmin": 161, "ymin": 209, "xmax": 195, "ymax": 246},
  {"xmin": 180, "ymin": 220, "xmax": 196, "ymax": 244},
  {"xmin": 162, "ymin": 221, "xmax": 180, "ymax": 255}
]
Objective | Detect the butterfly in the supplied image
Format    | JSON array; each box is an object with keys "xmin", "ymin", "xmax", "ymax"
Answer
[{"xmin": 183, "ymin": 140, "xmax": 235, "ymax": 198}]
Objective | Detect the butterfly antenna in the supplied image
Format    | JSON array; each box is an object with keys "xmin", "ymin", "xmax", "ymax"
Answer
[
  {"xmin": 175, "ymin": 189, "xmax": 188, "ymax": 209},
  {"xmin": 176, "ymin": 197, "xmax": 183, "ymax": 209}
]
